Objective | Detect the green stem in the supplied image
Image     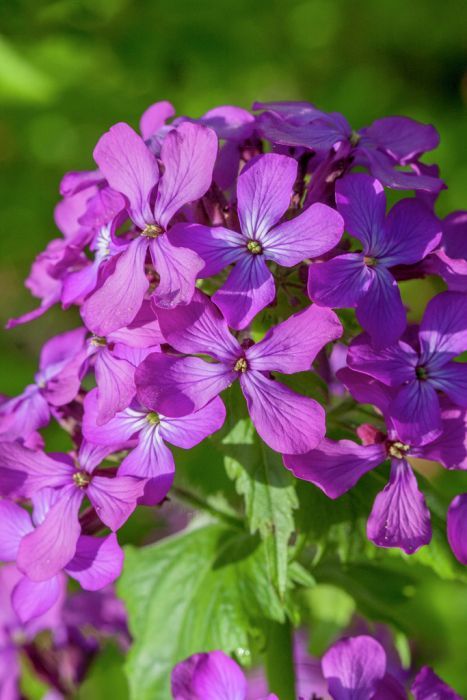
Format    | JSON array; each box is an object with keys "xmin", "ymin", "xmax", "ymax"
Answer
[
  {"xmin": 265, "ymin": 619, "xmax": 296, "ymax": 700},
  {"xmin": 171, "ymin": 485, "xmax": 243, "ymax": 530}
]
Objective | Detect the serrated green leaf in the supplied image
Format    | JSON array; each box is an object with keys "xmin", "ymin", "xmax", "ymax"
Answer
[{"xmin": 118, "ymin": 524, "xmax": 284, "ymax": 700}]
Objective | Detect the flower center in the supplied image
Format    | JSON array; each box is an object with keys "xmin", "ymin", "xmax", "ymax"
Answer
[
  {"xmin": 388, "ymin": 441, "xmax": 411, "ymax": 459},
  {"xmin": 142, "ymin": 224, "xmax": 164, "ymax": 238},
  {"xmin": 146, "ymin": 411, "xmax": 161, "ymax": 425},
  {"xmin": 246, "ymin": 239, "xmax": 262, "ymax": 255},
  {"xmin": 350, "ymin": 130, "xmax": 361, "ymax": 146},
  {"xmin": 363, "ymin": 256, "xmax": 377, "ymax": 267},
  {"xmin": 73, "ymin": 471, "xmax": 91, "ymax": 488},
  {"xmin": 234, "ymin": 357, "xmax": 248, "ymax": 373},
  {"xmin": 90, "ymin": 335, "xmax": 107, "ymax": 347},
  {"xmin": 416, "ymin": 365, "xmax": 428, "ymax": 380}
]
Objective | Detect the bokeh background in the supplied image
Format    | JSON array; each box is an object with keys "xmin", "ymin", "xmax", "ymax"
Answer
[{"xmin": 1, "ymin": 0, "xmax": 466, "ymax": 696}]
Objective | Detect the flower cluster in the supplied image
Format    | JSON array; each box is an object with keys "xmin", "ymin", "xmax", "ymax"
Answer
[{"xmin": 1, "ymin": 99, "xmax": 466, "ymax": 635}]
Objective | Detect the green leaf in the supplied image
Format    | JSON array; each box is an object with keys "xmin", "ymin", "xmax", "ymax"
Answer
[
  {"xmin": 219, "ymin": 383, "xmax": 298, "ymax": 597},
  {"xmin": 118, "ymin": 523, "xmax": 285, "ymax": 700},
  {"xmin": 77, "ymin": 643, "xmax": 129, "ymax": 699}
]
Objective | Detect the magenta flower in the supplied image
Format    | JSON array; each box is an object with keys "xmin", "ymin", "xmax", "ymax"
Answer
[
  {"xmin": 308, "ymin": 173, "xmax": 442, "ymax": 348},
  {"xmin": 81, "ymin": 121, "xmax": 218, "ymax": 336},
  {"xmin": 348, "ymin": 291, "xmax": 467, "ymax": 445},
  {"xmin": 82, "ymin": 388, "xmax": 225, "ymax": 504},
  {"xmin": 0, "ymin": 440, "xmax": 143, "ymax": 580},
  {"xmin": 411, "ymin": 667, "xmax": 462, "ymax": 700},
  {"xmin": 285, "ymin": 368, "xmax": 467, "ymax": 553},
  {"xmin": 447, "ymin": 493, "xmax": 467, "ymax": 566},
  {"xmin": 173, "ymin": 153, "xmax": 343, "ymax": 329},
  {"xmin": 0, "ymin": 497, "xmax": 123, "ymax": 623},
  {"xmin": 136, "ymin": 291, "xmax": 342, "ymax": 454},
  {"xmin": 254, "ymin": 101, "xmax": 444, "ymax": 192}
]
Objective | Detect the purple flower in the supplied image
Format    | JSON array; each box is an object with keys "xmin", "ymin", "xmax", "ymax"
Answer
[
  {"xmin": 411, "ymin": 666, "xmax": 462, "ymax": 700},
  {"xmin": 0, "ymin": 496, "xmax": 123, "ymax": 624},
  {"xmin": 308, "ymin": 173, "xmax": 442, "ymax": 348},
  {"xmin": 173, "ymin": 153, "xmax": 343, "ymax": 329},
  {"xmin": 0, "ymin": 440, "xmax": 143, "ymax": 580},
  {"xmin": 82, "ymin": 388, "xmax": 225, "ymax": 504},
  {"xmin": 285, "ymin": 368, "xmax": 467, "ymax": 553},
  {"xmin": 447, "ymin": 493, "xmax": 467, "ymax": 566},
  {"xmin": 135, "ymin": 291, "xmax": 342, "ymax": 454},
  {"xmin": 254, "ymin": 102, "xmax": 444, "ymax": 192},
  {"xmin": 347, "ymin": 291, "xmax": 467, "ymax": 445},
  {"xmin": 81, "ymin": 121, "xmax": 218, "ymax": 336}
]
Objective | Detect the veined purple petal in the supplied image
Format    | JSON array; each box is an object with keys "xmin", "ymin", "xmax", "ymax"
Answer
[
  {"xmin": 201, "ymin": 105, "xmax": 255, "ymax": 141},
  {"xmin": 446, "ymin": 494, "xmax": 467, "ymax": 566},
  {"xmin": 94, "ymin": 347, "xmax": 136, "ymax": 425},
  {"xmin": 78, "ymin": 440, "xmax": 119, "ymax": 475},
  {"xmin": 417, "ymin": 403, "xmax": 467, "ymax": 470},
  {"xmin": 348, "ymin": 335, "xmax": 417, "ymax": 387},
  {"xmin": 442, "ymin": 210, "xmax": 467, "ymax": 261},
  {"xmin": 17, "ymin": 486, "xmax": 83, "ymax": 581},
  {"xmin": 156, "ymin": 290, "xmax": 241, "ymax": 362},
  {"xmin": 358, "ymin": 147, "xmax": 443, "ymax": 192},
  {"xmin": 337, "ymin": 368, "xmax": 394, "ymax": 416},
  {"xmin": 0, "ymin": 442, "xmax": 74, "ymax": 497},
  {"xmin": 428, "ymin": 362, "xmax": 467, "ymax": 408},
  {"xmin": 335, "ymin": 174, "xmax": 386, "ymax": 253},
  {"xmin": 237, "ymin": 153, "xmax": 297, "ymax": 240},
  {"xmin": 356, "ymin": 266, "xmax": 406, "ymax": 349},
  {"xmin": 82, "ymin": 237, "xmax": 149, "ymax": 335},
  {"xmin": 419, "ymin": 292, "xmax": 467, "ymax": 366},
  {"xmin": 0, "ymin": 386, "xmax": 50, "ymax": 442},
  {"xmin": 321, "ymin": 635, "xmax": 387, "ymax": 700},
  {"xmin": 240, "ymin": 371, "xmax": 325, "ymax": 454},
  {"xmin": 264, "ymin": 202, "xmax": 344, "ymax": 266},
  {"xmin": 213, "ymin": 254, "xmax": 276, "ymax": 330},
  {"xmin": 150, "ymin": 234, "xmax": 204, "ymax": 309},
  {"xmin": 411, "ymin": 666, "xmax": 462, "ymax": 700},
  {"xmin": 140, "ymin": 100, "xmax": 176, "ymax": 139},
  {"xmin": 87, "ymin": 475, "xmax": 144, "ymax": 530},
  {"xmin": 425, "ymin": 249, "xmax": 467, "ymax": 293},
  {"xmin": 284, "ymin": 438, "xmax": 385, "ymax": 498},
  {"xmin": 136, "ymin": 353, "xmax": 235, "ymax": 417},
  {"xmin": 153, "ymin": 122, "xmax": 218, "ymax": 228},
  {"xmin": 308, "ymin": 253, "xmax": 373, "ymax": 308},
  {"xmin": 83, "ymin": 389, "xmax": 144, "ymax": 445},
  {"xmin": 255, "ymin": 109, "xmax": 351, "ymax": 150},
  {"xmin": 160, "ymin": 396, "xmax": 226, "ymax": 448},
  {"xmin": 367, "ymin": 459, "xmax": 431, "ymax": 554},
  {"xmin": 39, "ymin": 327, "xmax": 87, "ymax": 372},
  {"xmin": 93, "ymin": 122, "xmax": 159, "ymax": 229},
  {"xmin": 390, "ymin": 380, "xmax": 442, "ymax": 446},
  {"xmin": 192, "ymin": 651, "xmax": 247, "ymax": 700},
  {"xmin": 172, "ymin": 223, "xmax": 246, "ymax": 278},
  {"xmin": 119, "ymin": 426, "xmax": 174, "ymax": 505},
  {"xmin": 247, "ymin": 304, "xmax": 342, "ymax": 373},
  {"xmin": 172, "ymin": 653, "xmax": 202, "ymax": 699},
  {"xmin": 364, "ymin": 116, "xmax": 440, "ymax": 163},
  {"xmin": 0, "ymin": 501, "xmax": 33, "ymax": 561},
  {"xmin": 377, "ymin": 199, "xmax": 441, "ymax": 266},
  {"xmin": 65, "ymin": 533, "xmax": 124, "ymax": 590},
  {"xmin": 12, "ymin": 574, "xmax": 62, "ymax": 624},
  {"xmin": 108, "ymin": 300, "xmax": 164, "ymax": 347}
]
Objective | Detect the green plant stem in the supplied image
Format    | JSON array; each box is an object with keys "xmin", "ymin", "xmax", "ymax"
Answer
[{"xmin": 265, "ymin": 619, "xmax": 296, "ymax": 700}]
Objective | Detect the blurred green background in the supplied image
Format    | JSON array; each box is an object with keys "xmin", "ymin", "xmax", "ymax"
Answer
[{"xmin": 0, "ymin": 0, "xmax": 466, "ymax": 696}]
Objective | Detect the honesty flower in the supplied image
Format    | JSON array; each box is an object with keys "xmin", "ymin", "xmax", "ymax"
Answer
[
  {"xmin": 285, "ymin": 368, "xmax": 467, "ymax": 553},
  {"xmin": 136, "ymin": 291, "xmax": 342, "ymax": 454},
  {"xmin": 447, "ymin": 493, "xmax": 467, "ymax": 566},
  {"xmin": 174, "ymin": 153, "xmax": 344, "ymax": 329},
  {"xmin": 347, "ymin": 291, "xmax": 467, "ymax": 445},
  {"xmin": 308, "ymin": 173, "xmax": 441, "ymax": 348}
]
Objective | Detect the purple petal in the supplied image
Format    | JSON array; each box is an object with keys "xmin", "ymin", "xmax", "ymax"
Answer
[
  {"xmin": 12, "ymin": 574, "xmax": 62, "ymax": 624},
  {"xmin": 335, "ymin": 174, "xmax": 386, "ymax": 253},
  {"xmin": 172, "ymin": 653, "xmax": 202, "ymax": 700},
  {"xmin": 0, "ymin": 501, "xmax": 33, "ymax": 561},
  {"xmin": 59, "ymin": 169, "xmax": 103, "ymax": 197},
  {"xmin": 136, "ymin": 353, "xmax": 235, "ymax": 417},
  {"xmin": 284, "ymin": 439, "xmax": 385, "ymax": 498},
  {"xmin": 119, "ymin": 426, "xmax": 174, "ymax": 505},
  {"xmin": 160, "ymin": 396, "xmax": 226, "ymax": 448},
  {"xmin": 377, "ymin": 199, "xmax": 441, "ymax": 265},
  {"xmin": 417, "ymin": 403, "xmax": 467, "ymax": 470},
  {"xmin": 213, "ymin": 254, "xmax": 276, "ymax": 330},
  {"xmin": 150, "ymin": 234, "xmax": 204, "ymax": 309},
  {"xmin": 419, "ymin": 291, "xmax": 467, "ymax": 366},
  {"xmin": 94, "ymin": 347, "xmax": 136, "ymax": 425},
  {"xmin": 78, "ymin": 440, "xmax": 119, "ymax": 474},
  {"xmin": 240, "ymin": 371, "xmax": 325, "ymax": 454},
  {"xmin": 139, "ymin": 100, "xmax": 175, "ymax": 139},
  {"xmin": 156, "ymin": 290, "xmax": 241, "ymax": 362},
  {"xmin": 247, "ymin": 304, "xmax": 342, "ymax": 373},
  {"xmin": 367, "ymin": 459, "xmax": 431, "ymax": 553},
  {"xmin": 428, "ymin": 362, "xmax": 467, "ymax": 408},
  {"xmin": 364, "ymin": 116, "xmax": 440, "ymax": 162},
  {"xmin": 321, "ymin": 635, "xmax": 387, "ymax": 700},
  {"xmin": 442, "ymin": 210, "xmax": 467, "ymax": 261},
  {"xmin": 65, "ymin": 533, "xmax": 124, "ymax": 590},
  {"xmin": 192, "ymin": 651, "xmax": 247, "ymax": 700},
  {"xmin": 308, "ymin": 253, "xmax": 373, "ymax": 308},
  {"xmin": 411, "ymin": 666, "xmax": 462, "ymax": 700},
  {"xmin": 256, "ymin": 109, "xmax": 351, "ymax": 150},
  {"xmin": 0, "ymin": 442, "xmax": 74, "ymax": 497},
  {"xmin": 201, "ymin": 105, "xmax": 255, "ymax": 141},
  {"xmin": 264, "ymin": 202, "xmax": 344, "ymax": 266},
  {"xmin": 87, "ymin": 475, "xmax": 144, "ymax": 530},
  {"xmin": 93, "ymin": 122, "xmax": 159, "ymax": 228},
  {"xmin": 83, "ymin": 389, "xmax": 143, "ymax": 445},
  {"xmin": 81, "ymin": 237, "xmax": 149, "ymax": 335},
  {"xmin": 171, "ymin": 223, "xmax": 245, "ymax": 277},
  {"xmin": 425, "ymin": 249, "xmax": 467, "ymax": 292},
  {"xmin": 337, "ymin": 368, "xmax": 394, "ymax": 416},
  {"xmin": 17, "ymin": 486, "xmax": 83, "ymax": 580},
  {"xmin": 39, "ymin": 327, "xmax": 87, "ymax": 372},
  {"xmin": 237, "ymin": 153, "xmax": 297, "ymax": 239},
  {"xmin": 0, "ymin": 385, "xmax": 50, "ymax": 442},
  {"xmin": 213, "ymin": 140, "xmax": 242, "ymax": 190},
  {"xmin": 153, "ymin": 122, "xmax": 218, "ymax": 228},
  {"xmin": 355, "ymin": 267, "xmax": 407, "ymax": 349},
  {"xmin": 390, "ymin": 380, "xmax": 442, "ymax": 446},
  {"xmin": 359, "ymin": 147, "xmax": 444, "ymax": 192},
  {"xmin": 446, "ymin": 494, "xmax": 467, "ymax": 566},
  {"xmin": 108, "ymin": 300, "xmax": 164, "ymax": 347},
  {"xmin": 347, "ymin": 335, "xmax": 417, "ymax": 387}
]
